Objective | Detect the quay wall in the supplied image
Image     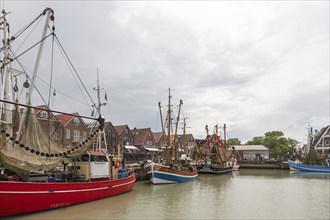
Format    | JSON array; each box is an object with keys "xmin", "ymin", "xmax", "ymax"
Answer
[
  {"xmin": 238, "ymin": 160, "xmax": 289, "ymax": 169},
  {"xmin": 126, "ymin": 165, "xmax": 148, "ymax": 181}
]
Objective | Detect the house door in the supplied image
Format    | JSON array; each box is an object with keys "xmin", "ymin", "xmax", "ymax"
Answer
[{"xmin": 256, "ymin": 154, "xmax": 261, "ymax": 160}]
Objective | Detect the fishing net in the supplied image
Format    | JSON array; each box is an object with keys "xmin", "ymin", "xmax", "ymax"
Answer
[{"xmin": 0, "ymin": 107, "xmax": 95, "ymax": 174}]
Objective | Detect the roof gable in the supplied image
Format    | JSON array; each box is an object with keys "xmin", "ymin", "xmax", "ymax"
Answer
[
  {"xmin": 153, "ymin": 132, "xmax": 163, "ymax": 142},
  {"xmin": 104, "ymin": 121, "xmax": 114, "ymax": 130},
  {"xmin": 114, "ymin": 125, "xmax": 129, "ymax": 135},
  {"xmin": 313, "ymin": 125, "xmax": 330, "ymax": 147},
  {"xmin": 133, "ymin": 128, "xmax": 153, "ymax": 146},
  {"xmin": 20, "ymin": 105, "xmax": 58, "ymax": 121},
  {"xmin": 55, "ymin": 113, "xmax": 84, "ymax": 127},
  {"xmin": 178, "ymin": 134, "xmax": 195, "ymax": 142},
  {"xmin": 35, "ymin": 105, "xmax": 58, "ymax": 120}
]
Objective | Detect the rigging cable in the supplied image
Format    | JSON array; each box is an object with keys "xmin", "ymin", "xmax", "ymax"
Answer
[
  {"xmin": 8, "ymin": 46, "xmax": 48, "ymax": 106},
  {"xmin": 47, "ymin": 25, "xmax": 55, "ymax": 154},
  {"xmin": 53, "ymin": 34, "xmax": 96, "ymax": 112},
  {"xmin": 5, "ymin": 33, "xmax": 53, "ymax": 66},
  {"xmin": 9, "ymin": 35, "xmax": 91, "ymax": 110},
  {"xmin": 52, "ymin": 35, "xmax": 92, "ymax": 112},
  {"xmin": 48, "ymin": 26, "xmax": 54, "ymax": 107},
  {"xmin": 0, "ymin": 8, "xmax": 44, "ymax": 53},
  {"xmin": 11, "ymin": 47, "xmax": 91, "ymax": 108}
]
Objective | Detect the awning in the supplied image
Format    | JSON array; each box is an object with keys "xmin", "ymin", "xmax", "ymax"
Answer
[
  {"xmin": 125, "ymin": 145, "xmax": 139, "ymax": 150},
  {"xmin": 144, "ymin": 147, "xmax": 160, "ymax": 152}
]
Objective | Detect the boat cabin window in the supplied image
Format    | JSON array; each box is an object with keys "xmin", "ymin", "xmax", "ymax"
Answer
[
  {"xmin": 81, "ymin": 154, "xmax": 89, "ymax": 162},
  {"xmin": 90, "ymin": 155, "xmax": 107, "ymax": 162}
]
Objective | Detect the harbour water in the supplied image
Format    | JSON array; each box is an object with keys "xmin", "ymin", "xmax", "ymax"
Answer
[{"xmin": 10, "ymin": 169, "xmax": 330, "ymax": 220}]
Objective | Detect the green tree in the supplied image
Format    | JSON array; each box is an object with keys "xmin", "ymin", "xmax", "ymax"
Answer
[
  {"xmin": 288, "ymin": 138, "xmax": 300, "ymax": 155},
  {"xmin": 245, "ymin": 131, "xmax": 298, "ymax": 156},
  {"xmin": 227, "ymin": 138, "xmax": 241, "ymax": 146},
  {"xmin": 264, "ymin": 131, "xmax": 289, "ymax": 155},
  {"xmin": 191, "ymin": 144, "xmax": 200, "ymax": 160},
  {"xmin": 246, "ymin": 136, "xmax": 264, "ymax": 145}
]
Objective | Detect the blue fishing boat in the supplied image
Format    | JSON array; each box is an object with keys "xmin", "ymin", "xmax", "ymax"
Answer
[
  {"xmin": 147, "ymin": 163, "xmax": 197, "ymax": 184},
  {"xmin": 147, "ymin": 88, "xmax": 198, "ymax": 184},
  {"xmin": 288, "ymin": 160, "xmax": 330, "ymax": 173}
]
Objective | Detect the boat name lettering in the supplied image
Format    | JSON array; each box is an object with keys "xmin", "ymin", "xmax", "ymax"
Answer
[{"xmin": 50, "ymin": 203, "xmax": 70, "ymax": 209}]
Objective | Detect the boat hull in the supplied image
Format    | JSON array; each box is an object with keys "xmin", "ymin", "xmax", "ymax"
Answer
[
  {"xmin": 288, "ymin": 160, "xmax": 330, "ymax": 172},
  {"xmin": 147, "ymin": 164, "xmax": 197, "ymax": 184},
  {"xmin": 0, "ymin": 174, "xmax": 135, "ymax": 217},
  {"xmin": 196, "ymin": 165, "xmax": 236, "ymax": 174}
]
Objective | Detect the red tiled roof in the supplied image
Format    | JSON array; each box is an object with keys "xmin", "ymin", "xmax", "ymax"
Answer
[
  {"xmin": 55, "ymin": 113, "xmax": 79, "ymax": 126},
  {"xmin": 113, "ymin": 125, "xmax": 128, "ymax": 135},
  {"xmin": 152, "ymin": 132, "xmax": 163, "ymax": 142},
  {"xmin": 20, "ymin": 105, "xmax": 59, "ymax": 121},
  {"xmin": 132, "ymin": 128, "xmax": 149, "ymax": 146}
]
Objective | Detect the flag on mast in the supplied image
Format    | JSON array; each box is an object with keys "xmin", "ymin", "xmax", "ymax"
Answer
[{"xmin": 105, "ymin": 91, "xmax": 108, "ymax": 101}]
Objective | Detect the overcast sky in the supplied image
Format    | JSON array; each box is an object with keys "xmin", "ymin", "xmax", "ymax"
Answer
[{"xmin": 2, "ymin": 1, "xmax": 329, "ymax": 144}]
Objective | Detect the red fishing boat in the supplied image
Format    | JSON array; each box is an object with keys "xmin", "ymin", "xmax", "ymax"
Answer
[
  {"xmin": 0, "ymin": 8, "xmax": 135, "ymax": 216},
  {"xmin": 0, "ymin": 170, "xmax": 135, "ymax": 216},
  {"xmin": 196, "ymin": 124, "xmax": 239, "ymax": 174}
]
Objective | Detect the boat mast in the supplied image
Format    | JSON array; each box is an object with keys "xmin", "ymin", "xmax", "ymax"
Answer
[
  {"xmin": 158, "ymin": 102, "xmax": 165, "ymax": 148},
  {"xmin": 25, "ymin": 8, "xmax": 54, "ymax": 106},
  {"xmin": 93, "ymin": 69, "xmax": 107, "ymax": 152},
  {"xmin": 182, "ymin": 116, "xmax": 186, "ymax": 153},
  {"xmin": 17, "ymin": 8, "xmax": 54, "ymax": 140},
  {"xmin": 173, "ymin": 99, "xmax": 182, "ymax": 164},
  {"xmin": 0, "ymin": 9, "xmax": 12, "ymax": 135},
  {"xmin": 166, "ymin": 88, "xmax": 172, "ymax": 165},
  {"xmin": 223, "ymin": 123, "xmax": 226, "ymax": 148}
]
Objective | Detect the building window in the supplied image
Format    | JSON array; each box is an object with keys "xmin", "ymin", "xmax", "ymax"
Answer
[
  {"xmin": 73, "ymin": 130, "xmax": 80, "ymax": 141},
  {"xmin": 82, "ymin": 131, "xmax": 87, "ymax": 140},
  {"xmin": 73, "ymin": 117, "xmax": 80, "ymax": 125},
  {"xmin": 325, "ymin": 140, "xmax": 330, "ymax": 146},
  {"xmin": 40, "ymin": 110, "xmax": 48, "ymax": 118},
  {"xmin": 66, "ymin": 129, "xmax": 70, "ymax": 139},
  {"xmin": 125, "ymin": 128, "xmax": 128, "ymax": 135}
]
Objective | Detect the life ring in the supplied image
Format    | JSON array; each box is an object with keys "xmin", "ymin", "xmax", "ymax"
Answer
[{"xmin": 115, "ymin": 160, "xmax": 121, "ymax": 168}]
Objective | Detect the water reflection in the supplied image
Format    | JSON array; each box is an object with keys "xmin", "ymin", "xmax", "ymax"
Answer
[
  {"xmin": 289, "ymin": 171, "xmax": 330, "ymax": 179},
  {"xmin": 9, "ymin": 169, "xmax": 330, "ymax": 220},
  {"xmin": 238, "ymin": 168, "xmax": 290, "ymax": 178}
]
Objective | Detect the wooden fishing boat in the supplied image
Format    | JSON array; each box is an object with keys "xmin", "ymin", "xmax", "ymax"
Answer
[
  {"xmin": 196, "ymin": 164, "xmax": 237, "ymax": 174},
  {"xmin": 196, "ymin": 124, "xmax": 239, "ymax": 174},
  {"xmin": 146, "ymin": 88, "xmax": 198, "ymax": 184},
  {"xmin": 0, "ymin": 8, "xmax": 135, "ymax": 217},
  {"xmin": 147, "ymin": 163, "xmax": 197, "ymax": 184}
]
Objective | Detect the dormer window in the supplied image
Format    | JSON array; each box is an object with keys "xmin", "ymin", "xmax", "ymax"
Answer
[
  {"xmin": 40, "ymin": 110, "xmax": 48, "ymax": 119},
  {"xmin": 73, "ymin": 117, "xmax": 80, "ymax": 125}
]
